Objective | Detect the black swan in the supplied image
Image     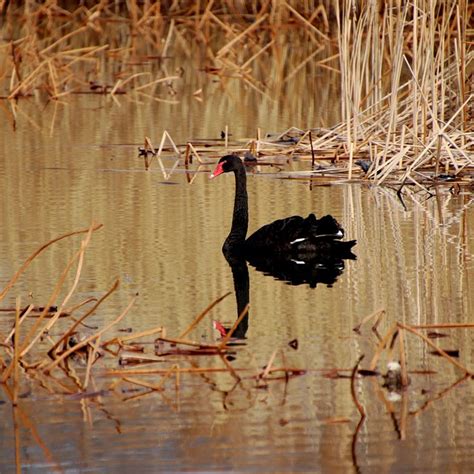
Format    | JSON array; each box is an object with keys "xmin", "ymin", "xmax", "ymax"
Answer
[{"xmin": 210, "ymin": 154, "xmax": 356, "ymax": 259}]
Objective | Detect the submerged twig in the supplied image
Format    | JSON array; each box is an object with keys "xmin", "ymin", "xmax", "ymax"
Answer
[{"xmin": 350, "ymin": 355, "xmax": 366, "ymax": 419}]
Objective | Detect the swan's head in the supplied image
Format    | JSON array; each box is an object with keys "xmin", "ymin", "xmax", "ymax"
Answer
[{"xmin": 210, "ymin": 154, "xmax": 242, "ymax": 179}]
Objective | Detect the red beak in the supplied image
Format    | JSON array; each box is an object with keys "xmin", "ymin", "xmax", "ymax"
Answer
[{"xmin": 210, "ymin": 162, "xmax": 225, "ymax": 179}]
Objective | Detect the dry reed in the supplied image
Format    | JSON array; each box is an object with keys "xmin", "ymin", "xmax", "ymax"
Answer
[
  {"xmin": 0, "ymin": 226, "xmax": 301, "ymax": 413},
  {"xmin": 1, "ymin": 2, "xmax": 471, "ymax": 183}
]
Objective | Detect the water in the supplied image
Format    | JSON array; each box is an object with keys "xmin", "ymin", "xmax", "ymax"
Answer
[{"xmin": 0, "ymin": 89, "xmax": 473, "ymax": 472}]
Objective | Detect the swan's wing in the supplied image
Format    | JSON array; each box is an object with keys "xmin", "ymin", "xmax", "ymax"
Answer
[
  {"xmin": 245, "ymin": 213, "xmax": 350, "ymax": 254},
  {"xmin": 245, "ymin": 215, "xmax": 306, "ymax": 250},
  {"xmin": 310, "ymin": 215, "xmax": 345, "ymax": 239}
]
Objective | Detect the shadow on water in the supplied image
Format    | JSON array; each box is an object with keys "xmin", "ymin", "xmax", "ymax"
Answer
[
  {"xmin": 246, "ymin": 248, "xmax": 356, "ymax": 289},
  {"xmin": 223, "ymin": 252, "xmax": 250, "ymax": 339},
  {"xmin": 213, "ymin": 155, "xmax": 358, "ymax": 338},
  {"xmin": 223, "ymin": 245, "xmax": 356, "ymax": 339}
]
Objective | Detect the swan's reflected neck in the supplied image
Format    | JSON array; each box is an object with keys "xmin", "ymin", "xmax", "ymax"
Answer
[{"xmin": 224, "ymin": 166, "xmax": 248, "ymax": 251}]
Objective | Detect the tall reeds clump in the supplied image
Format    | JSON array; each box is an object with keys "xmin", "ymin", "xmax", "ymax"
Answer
[{"xmin": 336, "ymin": 0, "xmax": 472, "ymax": 184}]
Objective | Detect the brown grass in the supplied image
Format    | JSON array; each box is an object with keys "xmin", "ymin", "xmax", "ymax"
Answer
[
  {"xmin": 1, "ymin": 226, "xmax": 473, "ymax": 468},
  {"xmin": 1, "ymin": 2, "xmax": 471, "ymax": 182}
]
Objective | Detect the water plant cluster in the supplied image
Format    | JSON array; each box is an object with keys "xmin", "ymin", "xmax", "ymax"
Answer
[{"xmin": 0, "ymin": 1, "xmax": 472, "ymax": 184}]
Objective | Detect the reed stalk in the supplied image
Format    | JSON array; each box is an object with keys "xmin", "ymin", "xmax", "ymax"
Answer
[
  {"xmin": 397, "ymin": 322, "xmax": 473, "ymax": 376},
  {"xmin": 48, "ymin": 279, "xmax": 120, "ymax": 357},
  {"xmin": 12, "ymin": 297, "xmax": 21, "ymax": 406},
  {"xmin": 0, "ymin": 224, "xmax": 103, "ymax": 303},
  {"xmin": 218, "ymin": 303, "xmax": 250, "ymax": 349},
  {"xmin": 19, "ymin": 224, "xmax": 96, "ymax": 358},
  {"xmin": 179, "ymin": 292, "xmax": 230, "ymax": 339},
  {"xmin": 398, "ymin": 329, "xmax": 409, "ymax": 387},
  {"xmin": 350, "ymin": 355, "xmax": 366, "ymax": 419}
]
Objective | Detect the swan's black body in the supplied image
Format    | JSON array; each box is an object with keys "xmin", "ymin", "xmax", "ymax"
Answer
[{"xmin": 210, "ymin": 154, "xmax": 356, "ymax": 260}]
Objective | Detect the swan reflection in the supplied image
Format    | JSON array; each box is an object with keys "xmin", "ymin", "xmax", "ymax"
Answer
[{"xmin": 212, "ymin": 154, "xmax": 357, "ymax": 337}]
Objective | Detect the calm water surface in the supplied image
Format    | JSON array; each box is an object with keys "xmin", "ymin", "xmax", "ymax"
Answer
[{"xmin": 0, "ymin": 88, "xmax": 473, "ymax": 473}]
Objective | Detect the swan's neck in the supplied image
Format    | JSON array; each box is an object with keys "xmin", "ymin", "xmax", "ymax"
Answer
[{"xmin": 224, "ymin": 166, "xmax": 248, "ymax": 250}]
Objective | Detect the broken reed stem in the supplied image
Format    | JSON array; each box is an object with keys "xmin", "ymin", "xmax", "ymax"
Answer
[
  {"xmin": 309, "ymin": 130, "xmax": 315, "ymax": 169},
  {"xmin": 106, "ymin": 367, "xmax": 241, "ymax": 377},
  {"xmin": 119, "ymin": 353, "xmax": 163, "ymax": 364},
  {"xmin": 350, "ymin": 355, "xmax": 366, "ymax": 419},
  {"xmin": 369, "ymin": 324, "xmax": 398, "ymax": 371},
  {"xmin": 105, "ymin": 365, "xmax": 302, "ymax": 377},
  {"xmin": 218, "ymin": 303, "xmax": 250, "ymax": 349},
  {"xmin": 260, "ymin": 349, "xmax": 278, "ymax": 380},
  {"xmin": 43, "ymin": 293, "xmax": 137, "ymax": 374},
  {"xmin": 111, "ymin": 71, "xmax": 149, "ymax": 95},
  {"xmin": 48, "ymin": 279, "xmax": 120, "ymax": 356},
  {"xmin": 283, "ymin": 1, "xmax": 329, "ymax": 41},
  {"xmin": 83, "ymin": 335, "xmax": 101, "ymax": 390},
  {"xmin": 409, "ymin": 375, "xmax": 470, "ymax": 418},
  {"xmin": 40, "ymin": 25, "xmax": 89, "ymax": 55},
  {"xmin": 353, "ymin": 308, "xmax": 385, "ymax": 333},
  {"xmin": 42, "ymin": 230, "xmax": 92, "ymax": 329},
  {"xmin": 2, "ymin": 383, "xmax": 61, "ymax": 471},
  {"xmin": 411, "ymin": 323, "xmax": 474, "ymax": 329},
  {"xmin": 184, "ymin": 143, "xmax": 191, "ymax": 166},
  {"xmin": 144, "ymin": 136, "xmax": 155, "ymax": 153},
  {"xmin": 5, "ymin": 304, "xmax": 34, "ymax": 344},
  {"xmin": 216, "ymin": 14, "xmax": 268, "ymax": 57},
  {"xmin": 133, "ymin": 75, "xmax": 179, "ymax": 92},
  {"xmin": 179, "ymin": 292, "xmax": 231, "ymax": 339},
  {"xmin": 157, "ymin": 336, "xmax": 221, "ymax": 349},
  {"xmin": 217, "ymin": 351, "xmax": 242, "ymax": 381},
  {"xmin": 400, "ymin": 392, "xmax": 408, "ymax": 441},
  {"xmin": 398, "ymin": 328, "xmax": 409, "ymax": 387},
  {"xmin": 0, "ymin": 223, "xmax": 103, "ymax": 303},
  {"xmin": 371, "ymin": 310, "xmax": 387, "ymax": 333},
  {"xmin": 65, "ymin": 297, "xmax": 98, "ymax": 316},
  {"xmin": 20, "ymin": 224, "xmax": 96, "ymax": 358},
  {"xmin": 13, "ymin": 297, "xmax": 21, "ymax": 406},
  {"xmin": 397, "ymin": 322, "xmax": 473, "ymax": 376},
  {"xmin": 156, "ymin": 130, "xmax": 181, "ymax": 157},
  {"xmin": 103, "ymin": 325, "xmax": 163, "ymax": 348}
]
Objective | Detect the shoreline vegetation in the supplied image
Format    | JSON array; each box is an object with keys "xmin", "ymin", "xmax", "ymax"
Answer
[
  {"xmin": 1, "ymin": 4, "xmax": 472, "ymax": 469},
  {"xmin": 0, "ymin": 0, "xmax": 472, "ymax": 185}
]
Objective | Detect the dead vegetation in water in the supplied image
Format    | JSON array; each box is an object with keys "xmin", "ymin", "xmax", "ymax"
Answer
[
  {"xmin": 1, "ymin": 227, "xmax": 471, "ymax": 399},
  {"xmin": 345, "ymin": 308, "xmax": 474, "ymax": 468},
  {"xmin": 0, "ymin": 226, "xmax": 306, "ymax": 402},
  {"xmin": 0, "ymin": 1, "xmax": 337, "ymax": 101},
  {"xmin": 0, "ymin": 226, "xmax": 472, "ymax": 469},
  {"xmin": 139, "ymin": 122, "xmax": 473, "ymax": 189},
  {"xmin": 1, "ymin": 1, "xmax": 472, "ymax": 184}
]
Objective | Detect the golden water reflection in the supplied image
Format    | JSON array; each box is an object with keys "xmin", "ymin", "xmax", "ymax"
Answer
[{"xmin": 0, "ymin": 91, "xmax": 473, "ymax": 472}]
